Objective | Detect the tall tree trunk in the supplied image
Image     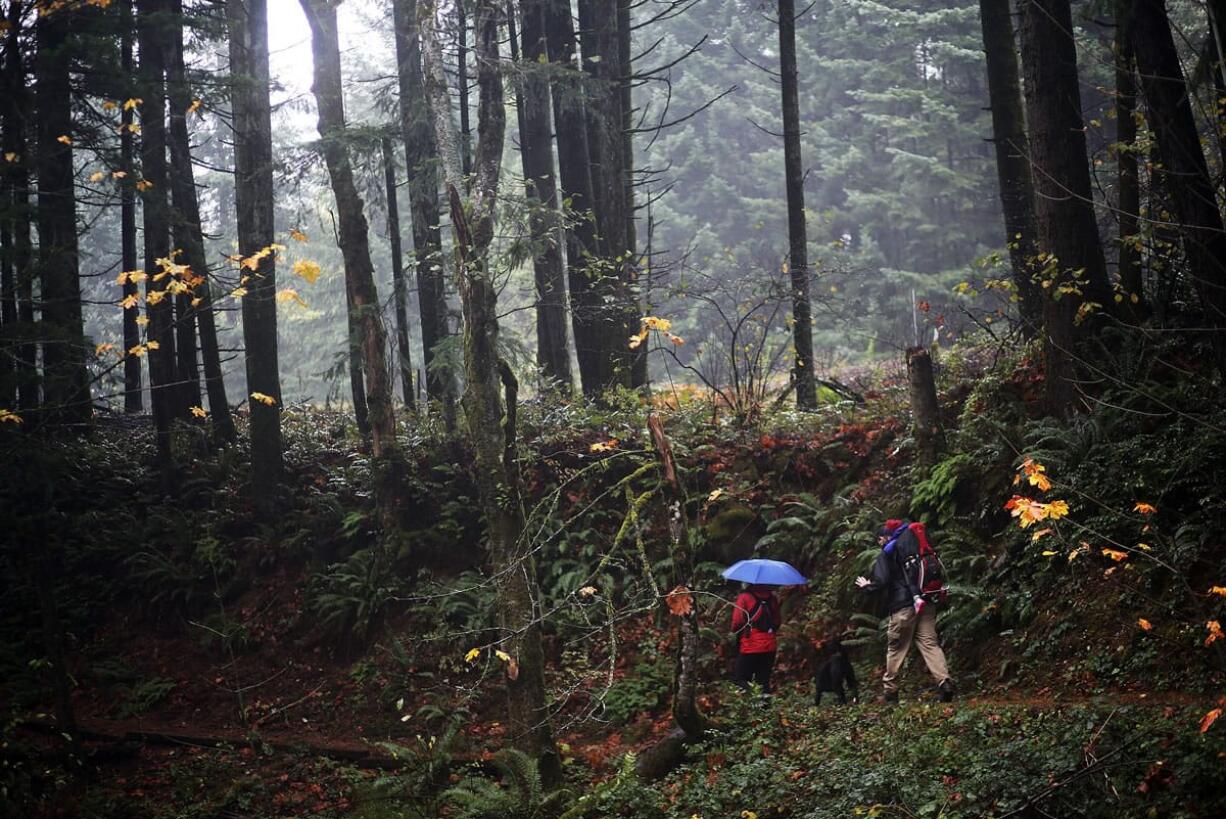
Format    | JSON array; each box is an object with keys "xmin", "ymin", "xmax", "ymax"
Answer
[
  {"xmin": 300, "ymin": 0, "xmax": 401, "ymax": 473},
  {"xmin": 544, "ymin": 0, "xmax": 603, "ymax": 396},
  {"xmin": 138, "ymin": 0, "xmax": 177, "ymax": 463},
  {"xmin": 578, "ymin": 0, "xmax": 635, "ymax": 392},
  {"xmin": 167, "ymin": 0, "xmax": 235, "ymax": 442},
  {"xmin": 510, "ymin": 0, "xmax": 572, "ymax": 390},
  {"xmin": 382, "ymin": 137, "xmax": 416, "ymax": 410},
  {"xmin": 457, "ymin": 0, "xmax": 472, "ymax": 176},
  {"xmin": 778, "ymin": 0, "xmax": 817, "ymax": 409},
  {"xmin": 1, "ymin": 0, "xmax": 25, "ymax": 409},
  {"xmin": 1114, "ymin": 0, "xmax": 1145, "ymax": 323},
  {"xmin": 420, "ymin": 0, "xmax": 560, "ymax": 784},
  {"xmin": 392, "ymin": 0, "xmax": 453, "ymax": 411},
  {"xmin": 618, "ymin": 0, "xmax": 646, "ymax": 389},
  {"xmin": 3, "ymin": 0, "xmax": 36, "ymax": 414},
  {"xmin": 977, "ymin": 0, "xmax": 1042, "ymax": 334},
  {"xmin": 228, "ymin": 0, "xmax": 284, "ymax": 496},
  {"xmin": 36, "ymin": 8, "xmax": 91, "ymax": 425},
  {"xmin": 1131, "ymin": 0, "xmax": 1226, "ymax": 383},
  {"xmin": 1017, "ymin": 0, "xmax": 1111, "ymax": 415},
  {"xmin": 120, "ymin": 0, "xmax": 143, "ymax": 413}
]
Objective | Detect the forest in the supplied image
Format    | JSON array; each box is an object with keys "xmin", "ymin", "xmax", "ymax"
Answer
[{"xmin": 2, "ymin": 0, "xmax": 1226, "ymax": 814}]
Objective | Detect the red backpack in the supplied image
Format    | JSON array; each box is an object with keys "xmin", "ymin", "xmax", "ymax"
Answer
[{"xmin": 896, "ymin": 522, "xmax": 949, "ymax": 605}]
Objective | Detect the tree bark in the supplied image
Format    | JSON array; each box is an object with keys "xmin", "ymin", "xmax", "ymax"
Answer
[
  {"xmin": 778, "ymin": 0, "xmax": 817, "ymax": 409},
  {"xmin": 36, "ymin": 7, "xmax": 91, "ymax": 425},
  {"xmin": 646, "ymin": 413, "xmax": 705, "ymax": 741},
  {"xmin": 977, "ymin": 0, "xmax": 1042, "ymax": 334},
  {"xmin": 228, "ymin": 0, "xmax": 284, "ymax": 495},
  {"xmin": 120, "ymin": 0, "xmax": 143, "ymax": 413},
  {"xmin": 346, "ymin": 280, "xmax": 370, "ymax": 439},
  {"xmin": 301, "ymin": 0, "xmax": 401, "ymax": 474},
  {"xmin": 906, "ymin": 346, "xmax": 945, "ymax": 466},
  {"xmin": 1114, "ymin": 0, "xmax": 1145, "ymax": 324},
  {"xmin": 1017, "ymin": 0, "xmax": 1112, "ymax": 416},
  {"xmin": 578, "ymin": 0, "xmax": 636, "ymax": 393},
  {"xmin": 618, "ymin": 0, "xmax": 646, "ymax": 389},
  {"xmin": 543, "ymin": 0, "xmax": 603, "ymax": 397},
  {"xmin": 382, "ymin": 137, "xmax": 416, "ymax": 410},
  {"xmin": 456, "ymin": 0, "xmax": 472, "ymax": 177},
  {"xmin": 1131, "ymin": 0, "xmax": 1226, "ymax": 383},
  {"xmin": 420, "ymin": 0, "xmax": 560, "ymax": 784},
  {"xmin": 511, "ymin": 0, "xmax": 572, "ymax": 390},
  {"xmin": 167, "ymin": 0, "xmax": 235, "ymax": 441},
  {"xmin": 392, "ymin": 0, "xmax": 454, "ymax": 411},
  {"xmin": 138, "ymin": 0, "xmax": 179, "ymax": 465},
  {"xmin": 1, "ymin": 0, "xmax": 31, "ymax": 410}
]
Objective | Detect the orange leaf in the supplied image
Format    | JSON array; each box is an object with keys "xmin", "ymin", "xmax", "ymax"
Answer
[
  {"xmin": 1101, "ymin": 548, "xmax": 1129, "ymax": 562},
  {"xmin": 1208, "ymin": 586, "xmax": 1226, "ymax": 598},
  {"xmin": 665, "ymin": 585, "xmax": 694, "ymax": 617},
  {"xmin": 1137, "ymin": 618, "xmax": 1152, "ymax": 631},
  {"xmin": 1199, "ymin": 707, "xmax": 1221, "ymax": 734},
  {"xmin": 1133, "ymin": 502, "xmax": 1157, "ymax": 515},
  {"xmin": 1205, "ymin": 620, "xmax": 1223, "ymax": 647}
]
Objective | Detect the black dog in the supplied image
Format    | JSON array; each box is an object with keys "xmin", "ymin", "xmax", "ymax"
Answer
[{"xmin": 813, "ymin": 638, "xmax": 859, "ymax": 705}]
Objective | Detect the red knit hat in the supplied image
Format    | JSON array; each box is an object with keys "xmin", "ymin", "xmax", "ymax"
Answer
[{"xmin": 878, "ymin": 518, "xmax": 904, "ymax": 536}]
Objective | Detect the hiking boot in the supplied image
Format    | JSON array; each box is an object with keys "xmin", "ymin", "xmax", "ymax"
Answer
[{"xmin": 938, "ymin": 680, "xmax": 955, "ymax": 703}]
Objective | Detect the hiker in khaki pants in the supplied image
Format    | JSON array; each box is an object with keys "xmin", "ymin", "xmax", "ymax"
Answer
[{"xmin": 856, "ymin": 519, "xmax": 954, "ymax": 703}]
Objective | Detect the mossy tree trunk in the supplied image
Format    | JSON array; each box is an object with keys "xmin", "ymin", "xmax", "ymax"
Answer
[{"xmin": 420, "ymin": 0, "xmax": 560, "ymax": 784}]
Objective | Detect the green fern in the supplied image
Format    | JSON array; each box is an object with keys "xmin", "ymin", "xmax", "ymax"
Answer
[{"xmin": 444, "ymin": 747, "xmax": 577, "ymax": 819}]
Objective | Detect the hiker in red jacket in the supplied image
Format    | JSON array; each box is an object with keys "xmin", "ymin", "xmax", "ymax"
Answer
[{"xmin": 730, "ymin": 584, "xmax": 782, "ymax": 694}]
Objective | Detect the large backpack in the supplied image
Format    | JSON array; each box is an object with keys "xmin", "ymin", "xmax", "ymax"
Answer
[
  {"xmin": 892, "ymin": 522, "xmax": 949, "ymax": 605},
  {"xmin": 733, "ymin": 596, "xmax": 778, "ymax": 638}
]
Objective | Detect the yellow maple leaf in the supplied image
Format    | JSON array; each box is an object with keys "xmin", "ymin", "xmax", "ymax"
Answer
[
  {"xmin": 250, "ymin": 392, "xmax": 277, "ymax": 406},
  {"xmin": 120, "ymin": 294, "xmax": 140, "ymax": 309},
  {"xmin": 123, "ymin": 97, "xmax": 142, "ymax": 111},
  {"xmin": 136, "ymin": 179, "xmax": 153, "ymax": 192},
  {"xmin": 1137, "ymin": 618, "xmax": 1152, "ymax": 631},
  {"xmin": 464, "ymin": 647, "xmax": 481, "ymax": 663},
  {"xmin": 112, "ymin": 170, "xmax": 127, "ymax": 179},
  {"xmin": 128, "ymin": 344, "xmax": 147, "ymax": 357},
  {"xmin": 494, "ymin": 650, "xmax": 511, "ymax": 663},
  {"xmin": 291, "ymin": 259, "xmax": 322, "ymax": 284},
  {"xmin": 95, "ymin": 342, "xmax": 114, "ymax": 356},
  {"xmin": 289, "ymin": 228, "xmax": 308, "ymax": 243},
  {"xmin": 1041, "ymin": 550, "xmax": 1058, "ymax": 557},
  {"xmin": 102, "ymin": 100, "xmax": 118, "ymax": 111},
  {"xmin": 189, "ymin": 405, "xmax": 207, "ymax": 418},
  {"xmin": 230, "ymin": 287, "xmax": 248, "ymax": 299},
  {"xmin": 1045, "ymin": 499, "xmax": 1070, "ymax": 520},
  {"xmin": 3, "ymin": 152, "xmax": 17, "ymax": 163},
  {"xmin": 146, "ymin": 340, "xmax": 160, "ymax": 351},
  {"xmin": 56, "ymin": 134, "xmax": 72, "ymax": 145},
  {"xmin": 588, "ymin": 438, "xmax": 618, "ymax": 453},
  {"xmin": 89, "ymin": 171, "xmax": 105, "ymax": 183},
  {"xmin": 135, "ymin": 315, "xmax": 149, "ymax": 326},
  {"xmin": 187, "ymin": 99, "xmax": 203, "ymax": 115},
  {"xmin": 0, "ymin": 409, "xmax": 22, "ymax": 424},
  {"xmin": 276, "ymin": 288, "xmax": 307, "ymax": 308}
]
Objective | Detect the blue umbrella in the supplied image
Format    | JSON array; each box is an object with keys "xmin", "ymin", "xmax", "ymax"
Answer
[{"xmin": 721, "ymin": 558, "xmax": 807, "ymax": 586}]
